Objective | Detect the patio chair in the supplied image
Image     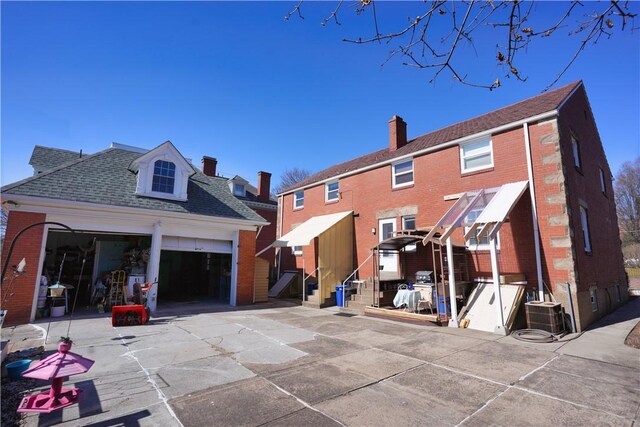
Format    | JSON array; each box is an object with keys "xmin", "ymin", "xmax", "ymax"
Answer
[{"xmin": 415, "ymin": 285, "xmax": 435, "ymax": 314}]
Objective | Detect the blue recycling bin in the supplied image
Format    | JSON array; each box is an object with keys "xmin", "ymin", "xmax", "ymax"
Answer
[
  {"xmin": 335, "ymin": 284, "xmax": 345, "ymax": 307},
  {"xmin": 438, "ymin": 296, "xmax": 451, "ymax": 314}
]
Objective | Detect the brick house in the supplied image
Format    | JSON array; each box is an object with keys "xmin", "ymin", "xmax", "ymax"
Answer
[
  {"xmin": 1, "ymin": 141, "xmax": 268, "ymax": 326},
  {"xmin": 276, "ymin": 81, "xmax": 627, "ymax": 332}
]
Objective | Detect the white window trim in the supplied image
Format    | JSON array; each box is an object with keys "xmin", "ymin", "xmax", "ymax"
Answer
[
  {"xmin": 590, "ymin": 286, "xmax": 598, "ymax": 312},
  {"xmin": 292, "ymin": 246, "xmax": 303, "ymax": 256},
  {"xmin": 325, "ymin": 181, "xmax": 339, "ymax": 202},
  {"xmin": 599, "ymin": 168, "xmax": 607, "ymax": 194},
  {"xmin": 293, "ymin": 191, "xmax": 304, "ymax": 210},
  {"xmin": 579, "ymin": 204, "xmax": 592, "ymax": 253},
  {"xmin": 392, "ymin": 159, "xmax": 414, "ymax": 188},
  {"xmin": 460, "ymin": 137, "xmax": 494, "ymax": 174},
  {"xmin": 402, "ymin": 215, "xmax": 417, "ymax": 252},
  {"xmin": 572, "ymin": 135, "xmax": 582, "ymax": 169}
]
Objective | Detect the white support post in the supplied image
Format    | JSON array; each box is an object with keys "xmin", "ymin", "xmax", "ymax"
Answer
[
  {"xmin": 302, "ymin": 255, "xmax": 306, "ymax": 302},
  {"xmin": 146, "ymin": 221, "xmax": 162, "ymax": 312},
  {"xmin": 446, "ymin": 238, "xmax": 459, "ymax": 328},
  {"xmin": 489, "ymin": 235, "xmax": 508, "ymax": 335},
  {"xmin": 230, "ymin": 231, "xmax": 239, "ymax": 306}
]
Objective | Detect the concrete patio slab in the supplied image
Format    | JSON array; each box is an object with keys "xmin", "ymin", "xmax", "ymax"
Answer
[
  {"xmin": 233, "ymin": 342, "xmax": 308, "ymax": 365},
  {"xmin": 545, "ymin": 354, "xmax": 640, "ymax": 389},
  {"xmin": 379, "ymin": 330, "xmax": 487, "ymax": 361},
  {"xmin": 326, "ymin": 347, "xmax": 424, "ymax": 381},
  {"xmin": 291, "ymin": 335, "xmax": 368, "ymax": 358},
  {"xmin": 170, "ymin": 377, "xmax": 305, "ymax": 426},
  {"xmin": 336, "ymin": 329, "xmax": 400, "ymax": 348},
  {"xmin": 150, "ymin": 354, "xmax": 256, "ymax": 399},
  {"xmin": 436, "ymin": 340, "xmax": 556, "ymax": 384},
  {"xmin": 267, "ymin": 361, "xmax": 375, "ymax": 404},
  {"xmin": 463, "ymin": 387, "xmax": 632, "ymax": 426},
  {"xmin": 262, "ymin": 408, "xmax": 342, "ymax": 427}
]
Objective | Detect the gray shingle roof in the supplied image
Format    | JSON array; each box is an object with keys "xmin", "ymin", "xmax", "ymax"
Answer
[
  {"xmin": 29, "ymin": 145, "xmax": 86, "ymax": 172},
  {"xmin": 3, "ymin": 147, "xmax": 266, "ymax": 223},
  {"xmin": 285, "ymin": 81, "xmax": 581, "ymax": 193}
]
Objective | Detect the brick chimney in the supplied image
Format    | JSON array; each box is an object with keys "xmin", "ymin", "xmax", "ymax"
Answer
[
  {"xmin": 201, "ymin": 156, "xmax": 217, "ymax": 177},
  {"xmin": 257, "ymin": 171, "xmax": 271, "ymax": 202},
  {"xmin": 389, "ymin": 115, "xmax": 407, "ymax": 151}
]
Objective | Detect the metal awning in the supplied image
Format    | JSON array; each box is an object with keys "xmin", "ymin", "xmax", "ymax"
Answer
[{"xmin": 272, "ymin": 211, "xmax": 353, "ymax": 248}]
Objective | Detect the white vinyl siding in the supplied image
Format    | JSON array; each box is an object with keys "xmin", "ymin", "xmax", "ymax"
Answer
[
  {"xmin": 326, "ymin": 181, "xmax": 339, "ymax": 202},
  {"xmin": 460, "ymin": 137, "xmax": 493, "ymax": 173},
  {"xmin": 392, "ymin": 159, "xmax": 414, "ymax": 188}
]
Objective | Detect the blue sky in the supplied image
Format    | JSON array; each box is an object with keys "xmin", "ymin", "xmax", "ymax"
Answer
[{"xmin": 2, "ymin": 2, "xmax": 639, "ymax": 190}]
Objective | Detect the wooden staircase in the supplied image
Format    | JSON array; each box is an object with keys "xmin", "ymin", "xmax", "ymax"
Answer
[{"xmin": 303, "ymin": 289, "xmax": 336, "ymax": 309}]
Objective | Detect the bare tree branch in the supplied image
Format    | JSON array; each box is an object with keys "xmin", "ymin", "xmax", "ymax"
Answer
[{"xmin": 286, "ymin": 0, "xmax": 637, "ymax": 90}]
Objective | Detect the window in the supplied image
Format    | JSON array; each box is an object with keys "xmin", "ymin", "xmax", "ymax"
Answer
[
  {"xmin": 294, "ymin": 191, "xmax": 304, "ymax": 209},
  {"xmin": 293, "ymin": 246, "xmax": 303, "ymax": 256},
  {"xmin": 402, "ymin": 216, "xmax": 417, "ymax": 252},
  {"xmin": 579, "ymin": 205, "xmax": 592, "ymax": 253},
  {"xmin": 464, "ymin": 209, "xmax": 499, "ymax": 250},
  {"xmin": 460, "ymin": 137, "xmax": 493, "ymax": 173},
  {"xmin": 233, "ymin": 183, "xmax": 245, "ymax": 197},
  {"xmin": 571, "ymin": 135, "xmax": 582, "ymax": 169},
  {"xmin": 590, "ymin": 287, "xmax": 598, "ymax": 312},
  {"xmin": 392, "ymin": 159, "xmax": 414, "ymax": 188},
  {"xmin": 152, "ymin": 160, "xmax": 176, "ymax": 194},
  {"xmin": 599, "ymin": 168, "xmax": 607, "ymax": 195},
  {"xmin": 326, "ymin": 181, "xmax": 339, "ymax": 202}
]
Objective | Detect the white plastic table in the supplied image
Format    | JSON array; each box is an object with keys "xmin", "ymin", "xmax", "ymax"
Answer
[{"xmin": 393, "ymin": 289, "xmax": 421, "ymax": 311}]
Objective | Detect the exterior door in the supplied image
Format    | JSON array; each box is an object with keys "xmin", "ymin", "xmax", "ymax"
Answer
[{"xmin": 378, "ymin": 218, "xmax": 398, "ymax": 277}]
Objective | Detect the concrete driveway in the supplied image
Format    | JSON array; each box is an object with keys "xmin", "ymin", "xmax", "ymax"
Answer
[{"xmin": 9, "ymin": 298, "xmax": 640, "ymax": 426}]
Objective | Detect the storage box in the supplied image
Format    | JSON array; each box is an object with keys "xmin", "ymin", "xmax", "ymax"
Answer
[{"xmin": 525, "ymin": 301, "xmax": 565, "ymax": 334}]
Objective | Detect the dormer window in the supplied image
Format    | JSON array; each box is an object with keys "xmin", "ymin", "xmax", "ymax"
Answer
[
  {"xmin": 129, "ymin": 141, "xmax": 194, "ymax": 202},
  {"xmin": 233, "ymin": 183, "xmax": 246, "ymax": 197},
  {"xmin": 152, "ymin": 160, "xmax": 176, "ymax": 194}
]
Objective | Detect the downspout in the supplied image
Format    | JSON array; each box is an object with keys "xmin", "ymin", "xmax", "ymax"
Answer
[
  {"xmin": 446, "ymin": 238, "xmax": 459, "ymax": 327},
  {"xmin": 524, "ymin": 122, "xmax": 545, "ymax": 302},
  {"xmin": 277, "ymin": 194, "xmax": 284, "ymax": 280}
]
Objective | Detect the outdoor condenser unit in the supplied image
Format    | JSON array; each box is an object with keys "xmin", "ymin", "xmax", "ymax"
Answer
[{"xmin": 525, "ymin": 301, "xmax": 565, "ymax": 334}]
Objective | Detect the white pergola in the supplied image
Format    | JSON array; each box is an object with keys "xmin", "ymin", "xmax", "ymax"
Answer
[{"xmin": 423, "ymin": 181, "xmax": 530, "ymax": 335}]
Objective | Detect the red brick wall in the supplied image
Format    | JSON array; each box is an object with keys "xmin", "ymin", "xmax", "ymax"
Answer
[
  {"xmin": 280, "ymin": 126, "xmax": 535, "ymax": 284},
  {"xmin": 236, "ymin": 230, "xmax": 257, "ymax": 305},
  {"xmin": 1, "ymin": 211, "xmax": 46, "ymax": 326},
  {"xmin": 254, "ymin": 207, "xmax": 276, "ymax": 265}
]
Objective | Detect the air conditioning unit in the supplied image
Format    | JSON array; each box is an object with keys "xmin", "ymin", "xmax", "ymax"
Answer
[{"xmin": 525, "ymin": 301, "xmax": 565, "ymax": 334}]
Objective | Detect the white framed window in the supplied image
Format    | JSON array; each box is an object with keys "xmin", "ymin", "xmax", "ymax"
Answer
[
  {"xmin": 464, "ymin": 209, "xmax": 499, "ymax": 250},
  {"xmin": 294, "ymin": 191, "xmax": 304, "ymax": 209},
  {"xmin": 392, "ymin": 159, "xmax": 414, "ymax": 188},
  {"xmin": 402, "ymin": 215, "xmax": 417, "ymax": 252},
  {"xmin": 599, "ymin": 168, "xmax": 607, "ymax": 195},
  {"xmin": 152, "ymin": 160, "xmax": 176, "ymax": 194},
  {"xmin": 326, "ymin": 181, "xmax": 339, "ymax": 202},
  {"xmin": 579, "ymin": 205, "xmax": 592, "ymax": 253},
  {"xmin": 233, "ymin": 183, "xmax": 246, "ymax": 197},
  {"xmin": 293, "ymin": 246, "xmax": 303, "ymax": 256},
  {"xmin": 590, "ymin": 287, "xmax": 598, "ymax": 312},
  {"xmin": 572, "ymin": 135, "xmax": 582, "ymax": 169},
  {"xmin": 460, "ymin": 137, "xmax": 493, "ymax": 173}
]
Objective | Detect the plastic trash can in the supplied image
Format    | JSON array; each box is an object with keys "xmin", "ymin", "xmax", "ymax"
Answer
[
  {"xmin": 335, "ymin": 284, "xmax": 345, "ymax": 307},
  {"xmin": 437, "ymin": 296, "xmax": 451, "ymax": 314}
]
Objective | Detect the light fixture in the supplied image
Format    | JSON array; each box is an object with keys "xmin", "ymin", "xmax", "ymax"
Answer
[{"xmin": 371, "ymin": 228, "xmax": 376, "ymax": 235}]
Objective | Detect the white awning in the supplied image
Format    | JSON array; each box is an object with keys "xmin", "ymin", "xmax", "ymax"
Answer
[{"xmin": 273, "ymin": 211, "xmax": 353, "ymax": 248}]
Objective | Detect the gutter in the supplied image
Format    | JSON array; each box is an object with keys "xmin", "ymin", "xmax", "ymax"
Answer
[{"xmin": 278, "ymin": 109, "xmax": 559, "ymax": 196}]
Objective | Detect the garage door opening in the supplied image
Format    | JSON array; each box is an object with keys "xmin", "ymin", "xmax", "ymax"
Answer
[{"xmin": 158, "ymin": 251, "xmax": 232, "ymax": 303}]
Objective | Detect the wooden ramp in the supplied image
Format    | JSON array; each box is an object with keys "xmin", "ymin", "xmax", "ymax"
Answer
[{"xmin": 268, "ymin": 272, "xmax": 298, "ymax": 298}]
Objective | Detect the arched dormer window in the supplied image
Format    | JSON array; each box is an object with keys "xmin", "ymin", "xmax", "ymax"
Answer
[{"xmin": 152, "ymin": 160, "xmax": 176, "ymax": 193}]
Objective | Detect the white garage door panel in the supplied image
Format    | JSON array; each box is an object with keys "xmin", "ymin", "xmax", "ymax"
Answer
[{"xmin": 162, "ymin": 236, "xmax": 232, "ymax": 253}]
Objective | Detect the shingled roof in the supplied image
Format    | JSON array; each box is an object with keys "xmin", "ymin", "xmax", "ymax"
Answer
[
  {"xmin": 3, "ymin": 147, "xmax": 266, "ymax": 223},
  {"xmin": 284, "ymin": 81, "xmax": 582, "ymax": 194},
  {"xmin": 29, "ymin": 145, "xmax": 87, "ymax": 173}
]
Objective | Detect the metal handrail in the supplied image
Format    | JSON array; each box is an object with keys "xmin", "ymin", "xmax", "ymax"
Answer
[
  {"xmin": 342, "ymin": 252, "xmax": 374, "ymax": 288},
  {"xmin": 303, "ymin": 266, "xmax": 321, "ymax": 302}
]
